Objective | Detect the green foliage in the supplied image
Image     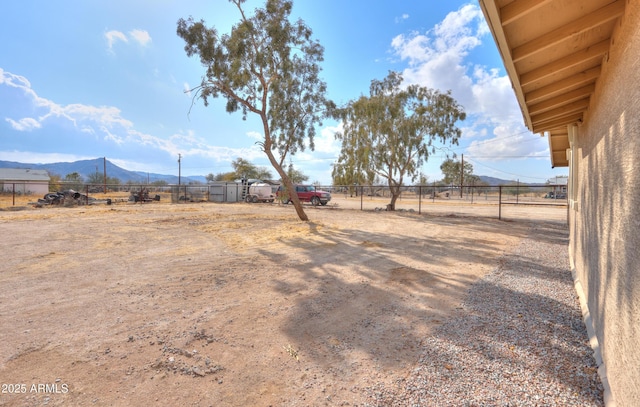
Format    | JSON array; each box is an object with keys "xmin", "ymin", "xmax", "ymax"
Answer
[
  {"xmin": 48, "ymin": 173, "xmax": 62, "ymax": 192},
  {"xmin": 213, "ymin": 172, "xmax": 237, "ymax": 182},
  {"xmin": 63, "ymin": 172, "xmax": 84, "ymax": 191},
  {"xmin": 331, "ymin": 161, "xmax": 373, "ymax": 187},
  {"xmin": 439, "ymin": 158, "xmax": 474, "ymax": 185},
  {"xmin": 332, "ymin": 71, "xmax": 465, "ymax": 210},
  {"xmin": 503, "ymin": 182, "xmax": 530, "ymax": 196},
  {"xmin": 177, "ymin": 0, "xmax": 332, "ymax": 221},
  {"xmin": 284, "ymin": 163, "xmax": 309, "ymax": 184},
  {"xmin": 231, "ymin": 158, "xmax": 272, "ymax": 180},
  {"xmin": 207, "ymin": 159, "xmax": 273, "ymax": 182},
  {"xmin": 86, "ymin": 172, "xmax": 121, "ymax": 186}
]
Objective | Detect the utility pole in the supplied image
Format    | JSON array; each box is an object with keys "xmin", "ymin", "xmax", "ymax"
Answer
[
  {"xmin": 103, "ymin": 157, "xmax": 107, "ymax": 193},
  {"xmin": 178, "ymin": 154, "xmax": 182, "ymax": 186},
  {"xmin": 460, "ymin": 154, "xmax": 464, "ymax": 198}
]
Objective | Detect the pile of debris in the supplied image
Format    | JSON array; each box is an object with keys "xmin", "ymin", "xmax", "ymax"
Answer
[
  {"xmin": 36, "ymin": 190, "xmax": 95, "ymax": 206},
  {"xmin": 129, "ymin": 188, "xmax": 161, "ymax": 203},
  {"xmin": 33, "ymin": 189, "xmax": 160, "ymax": 207}
]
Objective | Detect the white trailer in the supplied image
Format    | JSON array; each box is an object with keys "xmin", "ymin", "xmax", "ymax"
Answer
[{"xmin": 245, "ymin": 183, "xmax": 275, "ymax": 203}]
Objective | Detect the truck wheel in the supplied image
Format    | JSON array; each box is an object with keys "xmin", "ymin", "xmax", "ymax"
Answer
[
  {"xmin": 245, "ymin": 195, "xmax": 252, "ymax": 203},
  {"xmin": 311, "ymin": 196, "xmax": 320, "ymax": 206},
  {"xmin": 252, "ymin": 195, "xmax": 259, "ymax": 203}
]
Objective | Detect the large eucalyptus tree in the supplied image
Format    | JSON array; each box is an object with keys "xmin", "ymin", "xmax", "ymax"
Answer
[
  {"xmin": 177, "ymin": 0, "xmax": 331, "ymax": 221},
  {"xmin": 332, "ymin": 71, "xmax": 466, "ymax": 210}
]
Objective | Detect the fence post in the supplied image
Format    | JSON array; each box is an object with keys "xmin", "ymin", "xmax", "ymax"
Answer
[
  {"xmin": 498, "ymin": 185, "xmax": 502, "ymax": 220},
  {"xmin": 12, "ymin": 183, "xmax": 15, "ymax": 206},
  {"xmin": 418, "ymin": 185, "xmax": 422, "ymax": 214},
  {"xmin": 360, "ymin": 186, "xmax": 363, "ymax": 211}
]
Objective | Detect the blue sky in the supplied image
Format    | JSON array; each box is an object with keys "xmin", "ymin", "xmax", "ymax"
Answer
[{"xmin": 0, "ymin": 0, "xmax": 568, "ymax": 184}]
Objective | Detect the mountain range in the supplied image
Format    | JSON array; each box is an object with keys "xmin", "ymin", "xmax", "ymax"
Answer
[
  {"xmin": 0, "ymin": 158, "xmax": 206, "ymax": 184},
  {"xmin": 0, "ymin": 158, "xmax": 548, "ymax": 186}
]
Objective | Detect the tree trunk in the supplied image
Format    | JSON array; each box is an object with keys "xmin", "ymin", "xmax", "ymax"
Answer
[
  {"xmin": 386, "ymin": 176, "xmax": 402, "ymax": 211},
  {"xmin": 388, "ymin": 192, "xmax": 399, "ymax": 211},
  {"xmin": 286, "ymin": 180, "xmax": 308, "ymax": 221},
  {"xmin": 264, "ymin": 150, "xmax": 308, "ymax": 221}
]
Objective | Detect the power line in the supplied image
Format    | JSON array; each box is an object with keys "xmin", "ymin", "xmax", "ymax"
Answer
[
  {"xmin": 450, "ymin": 130, "xmax": 537, "ymax": 150},
  {"xmin": 464, "ymin": 157, "xmax": 550, "ymax": 181}
]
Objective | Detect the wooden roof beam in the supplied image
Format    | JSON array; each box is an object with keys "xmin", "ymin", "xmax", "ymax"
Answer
[
  {"xmin": 532, "ymin": 113, "xmax": 584, "ymax": 133},
  {"xmin": 528, "ymin": 84, "xmax": 595, "ymax": 115},
  {"xmin": 512, "ymin": 0, "xmax": 625, "ymax": 63},
  {"xmin": 532, "ymin": 99, "xmax": 590, "ymax": 124},
  {"xmin": 500, "ymin": 0, "xmax": 553, "ymax": 26},
  {"xmin": 525, "ymin": 66, "xmax": 600, "ymax": 104},
  {"xmin": 520, "ymin": 39, "xmax": 610, "ymax": 86}
]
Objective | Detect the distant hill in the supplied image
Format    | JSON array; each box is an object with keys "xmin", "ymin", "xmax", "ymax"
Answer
[
  {"xmin": 478, "ymin": 176, "xmax": 545, "ymax": 186},
  {"xmin": 0, "ymin": 158, "xmax": 548, "ymax": 186},
  {"xmin": 0, "ymin": 158, "xmax": 204, "ymax": 184}
]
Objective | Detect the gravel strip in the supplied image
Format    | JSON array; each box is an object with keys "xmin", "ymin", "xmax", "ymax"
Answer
[{"xmin": 365, "ymin": 221, "xmax": 604, "ymax": 406}]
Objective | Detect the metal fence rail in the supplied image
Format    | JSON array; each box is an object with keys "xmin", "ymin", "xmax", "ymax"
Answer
[
  {"xmin": 324, "ymin": 184, "xmax": 567, "ymax": 223},
  {"xmin": 1, "ymin": 182, "xmax": 568, "ymax": 223}
]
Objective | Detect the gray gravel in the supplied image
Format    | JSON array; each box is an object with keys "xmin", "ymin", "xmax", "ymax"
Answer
[{"xmin": 365, "ymin": 221, "xmax": 604, "ymax": 406}]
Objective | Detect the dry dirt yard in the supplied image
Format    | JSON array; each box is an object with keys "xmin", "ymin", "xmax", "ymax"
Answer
[{"xmin": 0, "ymin": 202, "xmax": 535, "ymax": 406}]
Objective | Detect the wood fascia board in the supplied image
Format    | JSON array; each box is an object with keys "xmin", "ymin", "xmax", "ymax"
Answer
[
  {"xmin": 532, "ymin": 113, "xmax": 583, "ymax": 132},
  {"xmin": 501, "ymin": 0, "xmax": 553, "ymax": 26},
  {"xmin": 520, "ymin": 39, "xmax": 609, "ymax": 86},
  {"xmin": 547, "ymin": 129, "xmax": 557, "ymax": 167},
  {"xmin": 525, "ymin": 66, "xmax": 601, "ymax": 104},
  {"xmin": 528, "ymin": 84, "xmax": 595, "ymax": 115},
  {"xmin": 512, "ymin": 0, "xmax": 625, "ymax": 63},
  {"xmin": 479, "ymin": 0, "xmax": 533, "ymax": 129},
  {"xmin": 551, "ymin": 150, "xmax": 569, "ymax": 167},
  {"xmin": 532, "ymin": 99, "xmax": 589, "ymax": 124}
]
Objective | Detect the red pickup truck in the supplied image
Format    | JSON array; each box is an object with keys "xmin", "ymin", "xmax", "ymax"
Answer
[{"xmin": 277, "ymin": 184, "xmax": 331, "ymax": 206}]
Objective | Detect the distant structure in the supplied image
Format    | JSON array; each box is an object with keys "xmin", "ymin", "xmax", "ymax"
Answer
[{"xmin": 0, "ymin": 168, "xmax": 50, "ymax": 195}]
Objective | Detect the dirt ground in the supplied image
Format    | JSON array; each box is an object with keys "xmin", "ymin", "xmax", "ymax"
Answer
[{"xmin": 0, "ymin": 201, "xmax": 552, "ymax": 406}]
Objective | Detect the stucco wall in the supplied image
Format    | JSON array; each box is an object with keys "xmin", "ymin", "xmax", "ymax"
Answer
[{"xmin": 570, "ymin": 2, "xmax": 640, "ymax": 406}]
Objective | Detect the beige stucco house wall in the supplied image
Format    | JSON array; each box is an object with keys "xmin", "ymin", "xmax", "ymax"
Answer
[
  {"xmin": 569, "ymin": 2, "xmax": 640, "ymax": 404},
  {"xmin": 479, "ymin": 0, "xmax": 638, "ymax": 405}
]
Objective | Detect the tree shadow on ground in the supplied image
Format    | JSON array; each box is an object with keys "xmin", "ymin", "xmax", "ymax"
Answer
[
  {"xmin": 370, "ymin": 221, "xmax": 604, "ymax": 406},
  {"xmin": 257, "ymin": 213, "xmax": 601, "ymax": 404},
  {"xmin": 252, "ymin": 213, "xmax": 528, "ymax": 373},
  {"xmin": 254, "ymin": 214, "xmax": 522, "ymax": 372}
]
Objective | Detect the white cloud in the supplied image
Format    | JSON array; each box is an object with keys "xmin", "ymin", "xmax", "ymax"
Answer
[
  {"xmin": 129, "ymin": 29, "xmax": 152, "ymax": 47},
  {"xmin": 246, "ymin": 131, "xmax": 262, "ymax": 140},
  {"xmin": 183, "ymin": 82, "xmax": 192, "ymax": 97},
  {"xmin": 105, "ymin": 29, "xmax": 152, "ymax": 53},
  {"xmin": 1, "ymin": 68, "xmax": 133, "ymax": 133},
  {"xmin": 395, "ymin": 14, "xmax": 409, "ymax": 23},
  {"xmin": 1, "ymin": 68, "xmax": 270, "ymax": 172},
  {"xmin": 6, "ymin": 117, "xmax": 41, "ymax": 131},
  {"xmin": 0, "ymin": 150, "xmax": 94, "ymax": 164},
  {"xmin": 389, "ymin": 3, "xmax": 545, "ymax": 163},
  {"xmin": 105, "ymin": 30, "xmax": 128, "ymax": 51},
  {"xmin": 466, "ymin": 125, "xmax": 548, "ymax": 160},
  {"xmin": 390, "ymin": 4, "xmax": 486, "ymax": 111},
  {"xmin": 314, "ymin": 123, "xmax": 342, "ymax": 154}
]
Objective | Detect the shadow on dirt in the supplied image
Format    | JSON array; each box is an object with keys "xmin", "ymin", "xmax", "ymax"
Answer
[{"xmin": 257, "ymin": 211, "xmax": 599, "ymax": 402}]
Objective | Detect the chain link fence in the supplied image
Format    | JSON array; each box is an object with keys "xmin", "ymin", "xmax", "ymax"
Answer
[
  {"xmin": 317, "ymin": 184, "xmax": 568, "ymax": 223},
  {"xmin": 1, "ymin": 181, "xmax": 567, "ymax": 223}
]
